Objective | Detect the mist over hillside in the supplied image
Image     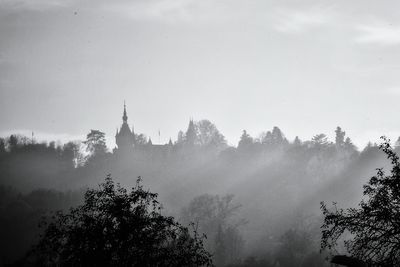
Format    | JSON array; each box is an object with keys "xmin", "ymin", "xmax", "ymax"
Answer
[
  {"xmin": 0, "ymin": 118, "xmax": 395, "ymax": 265},
  {"xmin": 2, "ymin": 0, "xmax": 400, "ymax": 265}
]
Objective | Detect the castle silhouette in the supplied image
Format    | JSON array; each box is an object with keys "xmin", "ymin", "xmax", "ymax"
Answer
[
  {"xmin": 115, "ymin": 103, "xmax": 173, "ymax": 157},
  {"xmin": 115, "ymin": 102, "xmax": 135, "ymax": 152}
]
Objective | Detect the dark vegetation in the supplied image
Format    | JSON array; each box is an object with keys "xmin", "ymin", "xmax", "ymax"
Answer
[
  {"xmin": 0, "ymin": 121, "xmax": 399, "ymax": 266},
  {"xmin": 24, "ymin": 175, "xmax": 212, "ymax": 266},
  {"xmin": 322, "ymin": 138, "xmax": 400, "ymax": 265}
]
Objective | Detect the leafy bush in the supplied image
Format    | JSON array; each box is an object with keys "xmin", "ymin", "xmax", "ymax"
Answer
[{"xmin": 26, "ymin": 175, "xmax": 212, "ymax": 266}]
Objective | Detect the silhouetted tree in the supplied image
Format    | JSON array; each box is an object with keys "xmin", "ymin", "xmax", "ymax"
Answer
[
  {"xmin": 214, "ymin": 224, "xmax": 226, "ymax": 266},
  {"xmin": 48, "ymin": 141, "xmax": 56, "ymax": 150},
  {"xmin": 311, "ymin": 134, "xmax": 329, "ymax": 148},
  {"xmin": 27, "ymin": 175, "xmax": 212, "ymax": 266},
  {"xmin": 8, "ymin": 135, "xmax": 19, "ymax": 152},
  {"xmin": 260, "ymin": 131, "xmax": 273, "ymax": 145},
  {"xmin": 321, "ymin": 137, "xmax": 400, "ymax": 265},
  {"xmin": 61, "ymin": 141, "xmax": 82, "ymax": 169},
  {"xmin": 0, "ymin": 138, "xmax": 5, "ymax": 154},
  {"xmin": 238, "ymin": 130, "xmax": 253, "ymax": 150},
  {"xmin": 196, "ymin": 120, "xmax": 227, "ymax": 149},
  {"xmin": 344, "ymin": 137, "xmax": 356, "ymax": 151},
  {"xmin": 259, "ymin": 127, "xmax": 288, "ymax": 148},
  {"xmin": 271, "ymin": 126, "xmax": 287, "ymax": 146},
  {"xmin": 181, "ymin": 194, "xmax": 244, "ymax": 265},
  {"xmin": 83, "ymin": 130, "xmax": 107, "ymax": 157},
  {"xmin": 335, "ymin": 127, "xmax": 346, "ymax": 147},
  {"xmin": 293, "ymin": 136, "xmax": 302, "ymax": 146}
]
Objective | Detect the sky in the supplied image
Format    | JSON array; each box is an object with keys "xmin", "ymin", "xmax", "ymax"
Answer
[{"xmin": 1, "ymin": 0, "xmax": 400, "ymax": 149}]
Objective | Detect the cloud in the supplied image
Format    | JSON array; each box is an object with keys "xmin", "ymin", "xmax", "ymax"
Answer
[
  {"xmin": 102, "ymin": 0, "xmax": 256, "ymax": 24},
  {"xmin": 272, "ymin": 6, "xmax": 332, "ymax": 34},
  {"xmin": 104, "ymin": 0, "xmax": 207, "ymax": 23},
  {"xmin": 0, "ymin": 0, "xmax": 73, "ymax": 11},
  {"xmin": 355, "ymin": 22, "xmax": 400, "ymax": 45}
]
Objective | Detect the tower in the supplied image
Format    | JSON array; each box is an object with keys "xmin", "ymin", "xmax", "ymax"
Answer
[
  {"xmin": 185, "ymin": 118, "xmax": 196, "ymax": 147},
  {"xmin": 115, "ymin": 102, "xmax": 135, "ymax": 152}
]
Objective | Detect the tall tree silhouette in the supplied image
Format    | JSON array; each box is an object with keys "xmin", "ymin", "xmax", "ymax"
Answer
[
  {"xmin": 271, "ymin": 126, "xmax": 287, "ymax": 146},
  {"xmin": 335, "ymin": 127, "xmax": 346, "ymax": 147},
  {"xmin": 181, "ymin": 194, "xmax": 244, "ymax": 265},
  {"xmin": 0, "ymin": 138, "xmax": 5, "ymax": 154},
  {"xmin": 238, "ymin": 130, "xmax": 253, "ymax": 150},
  {"xmin": 27, "ymin": 175, "xmax": 212, "ymax": 266},
  {"xmin": 8, "ymin": 135, "xmax": 19, "ymax": 152},
  {"xmin": 311, "ymin": 134, "xmax": 329, "ymax": 148},
  {"xmin": 293, "ymin": 136, "xmax": 302, "ymax": 146},
  {"xmin": 321, "ymin": 137, "xmax": 400, "ymax": 265},
  {"xmin": 196, "ymin": 120, "xmax": 226, "ymax": 149},
  {"xmin": 344, "ymin": 137, "xmax": 356, "ymax": 151},
  {"xmin": 83, "ymin": 130, "xmax": 108, "ymax": 164},
  {"xmin": 84, "ymin": 130, "xmax": 107, "ymax": 155}
]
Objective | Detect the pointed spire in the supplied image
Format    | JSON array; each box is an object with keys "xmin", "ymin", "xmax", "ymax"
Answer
[
  {"xmin": 186, "ymin": 118, "xmax": 196, "ymax": 146},
  {"xmin": 122, "ymin": 101, "xmax": 128, "ymax": 123}
]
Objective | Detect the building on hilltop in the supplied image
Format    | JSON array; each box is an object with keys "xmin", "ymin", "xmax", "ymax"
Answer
[
  {"xmin": 115, "ymin": 102, "xmax": 135, "ymax": 153},
  {"xmin": 115, "ymin": 103, "xmax": 173, "ymax": 159}
]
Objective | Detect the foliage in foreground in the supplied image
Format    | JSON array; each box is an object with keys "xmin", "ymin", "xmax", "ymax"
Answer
[
  {"xmin": 321, "ymin": 137, "xmax": 400, "ymax": 265},
  {"xmin": 26, "ymin": 175, "xmax": 212, "ymax": 266}
]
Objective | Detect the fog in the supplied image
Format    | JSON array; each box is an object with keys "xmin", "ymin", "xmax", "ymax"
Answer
[
  {"xmin": 0, "ymin": 116, "xmax": 395, "ymax": 265},
  {"xmin": 1, "ymin": 0, "xmax": 400, "ymax": 266}
]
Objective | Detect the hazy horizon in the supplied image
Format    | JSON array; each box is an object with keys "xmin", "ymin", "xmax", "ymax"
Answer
[
  {"xmin": 2, "ymin": 1, "xmax": 400, "ymax": 265},
  {"xmin": 1, "ymin": 0, "xmax": 400, "ymax": 148}
]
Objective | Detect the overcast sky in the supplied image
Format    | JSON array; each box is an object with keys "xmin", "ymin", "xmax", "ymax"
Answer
[{"xmin": 1, "ymin": 0, "xmax": 400, "ymax": 148}]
